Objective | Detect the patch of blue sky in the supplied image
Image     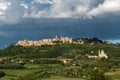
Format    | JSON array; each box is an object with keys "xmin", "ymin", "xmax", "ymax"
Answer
[{"xmin": 22, "ymin": 0, "xmax": 32, "ymax": 3}]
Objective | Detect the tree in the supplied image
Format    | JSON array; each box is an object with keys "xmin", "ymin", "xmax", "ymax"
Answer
[{"xmin": 88, "ymin": 69, "xmax": 111, "ymax": 80}]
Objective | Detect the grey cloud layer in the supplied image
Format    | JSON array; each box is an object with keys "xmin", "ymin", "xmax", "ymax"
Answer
[{"xmin": 0, "ymin": 0, "xmax": 120, "ymax": 23}]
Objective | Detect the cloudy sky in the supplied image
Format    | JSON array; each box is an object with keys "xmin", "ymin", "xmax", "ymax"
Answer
[
  {"xmin": 0, "ymin": 0, "xmax": 120, "ymax": 23},
  {"xmin": 0, "ymin": 0, "xmax": 120, "ymax": 48}
]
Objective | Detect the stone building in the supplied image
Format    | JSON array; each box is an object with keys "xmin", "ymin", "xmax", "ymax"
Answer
[
  {"xmin": 86, "ymin": 49, "xmax": 108, "ymax": 59},
  {"xmin": 16, "ymin": 36, "xmax": 73, "ymax": 46}
]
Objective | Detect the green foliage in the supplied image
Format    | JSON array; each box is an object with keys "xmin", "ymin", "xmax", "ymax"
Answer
[
  {"xmin": 0, "ymin": 63, "xmax": 25, "ymax": 69},
  {"xmin": 82, "ymin": 64, "xmax": 90, "ymax": 69},
  {"xmin": 91, "ymin": 62, "xmax": 112, "ymax": 71},
  {"xmin": 0, "ymin": 71, "xmax": 5, "ymax": 78},
  {"xmin": 65, "ymin": 69, "xmax": 82, "ymax": 78},
  {"xmin": 88, "ymin": 69, "xmax": 111, "ymax": 80},
  {"xmin": 19, "ymin": 70, "xmax": 51, "ymax": 80},
  {"xmin": 33, "ymin": 59, "xmax": 62, "ymax": 64}
]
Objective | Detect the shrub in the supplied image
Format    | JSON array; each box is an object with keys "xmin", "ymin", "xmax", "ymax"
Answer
[
  {"xmin": 0, "ymin": 71, "xmax": 5, "ymax": 78},
  {"xmin": 0, "ymin": 63, "xmax": 25, "ymax": 69},
  {"xmin": 88, "ymin": 69, "xmax": 111, "ymax": 80},
  {"xmin": 82, "ymin": 64, "xmax": 90, "ymax": 69},
  {"xmin": 33, "ymin": 59, "xmax": 62, "ymax": 64}
]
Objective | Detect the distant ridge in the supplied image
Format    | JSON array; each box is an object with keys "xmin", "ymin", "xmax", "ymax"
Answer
[{"xmin": 108, "ymin": 39, "xmax": 120, "ymax": 44}]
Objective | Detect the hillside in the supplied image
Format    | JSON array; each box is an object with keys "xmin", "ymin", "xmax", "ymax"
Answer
[{"xmin": 0, "ymin": 37, "xmax": 120, "ymax": 80}]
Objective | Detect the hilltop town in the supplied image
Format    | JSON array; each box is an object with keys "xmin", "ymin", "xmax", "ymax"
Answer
[
  {"xmin": 16, "ymin": 36, "xmax": 73, "ymax": 46},
  {"xmin": 16, "ymin": 36, "xmax": 83, "ymax": 46},
  {"xmin": 16, "ymin": 36, "xmax": 111, "ymax": 47}
]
